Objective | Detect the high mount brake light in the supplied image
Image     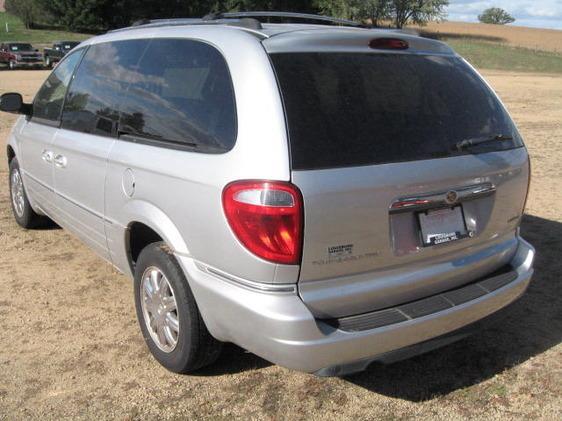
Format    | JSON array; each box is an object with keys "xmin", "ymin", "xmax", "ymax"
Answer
[
  {"xmin": 222, "ymin": 181, "xmax": 303, "ymax": 265},
  {"xmin": 369, "ymin": 38, "xmax": 409, "ymax": 50}
]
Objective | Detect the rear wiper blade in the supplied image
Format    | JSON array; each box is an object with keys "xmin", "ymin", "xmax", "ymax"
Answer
[{"xmin": 455, "ymin": 134, "xmax": 513, "ymax": 151}]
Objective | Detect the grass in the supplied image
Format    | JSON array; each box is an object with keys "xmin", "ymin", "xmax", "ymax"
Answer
[
  {"xmin": 441, "ymin": 38, "xmax": 562, "ymax": 74},
  {"xmin": 0, "ymin": 12, "xmax": 90, "ymax": 45}
]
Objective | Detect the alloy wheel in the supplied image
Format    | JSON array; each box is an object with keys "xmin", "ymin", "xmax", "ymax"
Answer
[
  {"xmin": 140, "ymin": 266, "xmax": 180, "ymax": 353},
  {"xmin": 10, "ymin": 169, "xmax": 25, "ymax": 218}
]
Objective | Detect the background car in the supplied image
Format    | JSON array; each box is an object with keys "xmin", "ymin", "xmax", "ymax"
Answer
[
  {"xmin": 0, "ymin": 42, "xmax": 44, "ymax": 69},
  {"xmin": 43, "ymin": 41, "xmax": 81, "ymax": 68}
]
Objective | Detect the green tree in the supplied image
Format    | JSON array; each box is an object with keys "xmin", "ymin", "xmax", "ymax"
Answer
[
  {"xmin": 315, "ymin": 0, "xmax": 355, "ymax": 20},
  {"xmin": 5, "ymin": 0, "xmax": 40, "ymax": 29},
  {"xmin": 478, "ymin": 7, "xmax": 515, "ymax": 25},
  {"xmin": 392, "ymin": 0, "xmax": 449, "ymax": 29},
  {"xmin": 354, "ymin": 0, "xmax": 392, "ymax": 26},
  {"xmin": 315, "ymin": 0, "xmax": 448, "ymax": 28},
  {"xmin": 35, "ymin": 0, "xmax": 317, "ymax": 32}
]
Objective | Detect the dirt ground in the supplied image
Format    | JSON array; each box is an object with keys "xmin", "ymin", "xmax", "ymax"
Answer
[
  {"xmin": 0, "ymin": 69, "xmax": 560, "ymax": 420},
  {"xmin": 411, "ymin": 21, "xmax": 562, "ymax": 53}
]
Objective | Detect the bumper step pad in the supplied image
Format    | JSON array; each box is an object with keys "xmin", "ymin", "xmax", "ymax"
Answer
[{"xmin": 328, "ymin": 268, "xmax": 518, "ymax": 332}]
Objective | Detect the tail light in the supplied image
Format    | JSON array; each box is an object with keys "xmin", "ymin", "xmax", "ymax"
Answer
[
  {"xmin": 369, "ymin": 38, "xmax": 409, "ymax": 50},
  {"xmin": 222, "ymin": 180, "xmax": 303, "ymax": 265}
]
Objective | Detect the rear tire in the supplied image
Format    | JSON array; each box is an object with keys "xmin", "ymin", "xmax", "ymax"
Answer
[
  {"xmin": 134, "ymin": 242, "xmax": 222, "ymax": 373},
  {"xmin": 9, "ymin": 158, "xmax": 42, "ymax": 229}
]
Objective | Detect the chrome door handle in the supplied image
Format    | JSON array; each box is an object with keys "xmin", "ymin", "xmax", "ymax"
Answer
[
  {"xmin": 53, "ymin": 154, "xmax": 67, "ymax": 168},
  {"xmin": 41, "ymin": 150, "xmax": 53, "ymax": 163}
]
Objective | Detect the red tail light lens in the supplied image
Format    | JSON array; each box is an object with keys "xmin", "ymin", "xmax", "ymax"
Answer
[
  {"xmin": 222, "ymin": 180, "xmax": 303, "ymax": 265},
  {"xmin": 369, "ymin": 38, "xmax": 409, "ymax": 50}
]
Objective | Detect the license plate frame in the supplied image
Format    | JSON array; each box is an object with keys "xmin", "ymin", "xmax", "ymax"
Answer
[{"xmin": 418, "ymin": 206, "xmax": 468, "ymax": 247}]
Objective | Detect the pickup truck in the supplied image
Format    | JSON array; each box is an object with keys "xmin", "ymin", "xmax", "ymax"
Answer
[
  {"xmin": 0, "ymin": 43, "xmax": 44, "ymax": 69},
  {"xmin": 43, "ymin": 41, "xmax": 81, "ymax": 68}
]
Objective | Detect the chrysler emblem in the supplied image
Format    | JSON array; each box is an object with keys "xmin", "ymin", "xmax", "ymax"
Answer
[{"xmin": 445, "ymin": 190, "xmax": 458, "ymax": 204}]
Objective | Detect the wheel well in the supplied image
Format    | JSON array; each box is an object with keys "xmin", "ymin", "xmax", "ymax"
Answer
[
  {"xmin": 127, "ymin": 222, "xmax": 163, "ymax": 270},
  {"xmin": 7, "ymin": 145, "xmax": 15, "ymax": 164}
]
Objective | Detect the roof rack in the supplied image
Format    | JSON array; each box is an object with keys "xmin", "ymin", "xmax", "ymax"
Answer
[
  {"xmin": 204, "ymin": 11, "xmax": 368, "ymax": 28},
  {"xmin": 109, "ymin": 12, "xmax": 368, "ymax": 34},
  {"xmin": 110, "ymin": 17, "xmax": 264, "ymax": 33}
]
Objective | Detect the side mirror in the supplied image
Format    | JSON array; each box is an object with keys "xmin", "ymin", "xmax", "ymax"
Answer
[{"xmin": 0, "ymin": 93, "xmax": 31, "ymax": 115}]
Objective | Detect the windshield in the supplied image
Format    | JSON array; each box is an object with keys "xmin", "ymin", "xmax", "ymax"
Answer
[
  {"xmin": 9, "ymin": 43, "xmax": 34, "ymax": 52},
  {"xmin": 271, "ymin": 53, "xmax": 523, "ymax": 170}
]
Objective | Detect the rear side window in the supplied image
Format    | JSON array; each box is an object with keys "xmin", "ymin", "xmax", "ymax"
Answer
[
  {"xmin": 271, "ymin": 53, "xmax": 523, "ymax": 170},
  {"xmin": 62, "ymin": 40, "xmax": 148, "ymax": 137},
  {"xmin": 33, "ymin": 48, "xmax": 85, "ymax": 122},
  {"xmin": 118, "ymin": 38, "xmax": 237, "ymax": 152}
]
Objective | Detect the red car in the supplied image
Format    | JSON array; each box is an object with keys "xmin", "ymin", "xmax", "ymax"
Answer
[{"xmin": 0, "ymin": 42, "xmax": 44, "ymax": 69}]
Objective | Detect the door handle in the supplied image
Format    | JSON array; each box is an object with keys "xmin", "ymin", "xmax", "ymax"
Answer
[
  {"xmin": 53, "ymin": 154, "xmax": 67, "ymax": 168},
  {"xmin": 41, "ymin": 150, "xmax": 53, "ymax": 163}
]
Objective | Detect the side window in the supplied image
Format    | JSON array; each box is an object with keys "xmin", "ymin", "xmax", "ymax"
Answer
[
  {"xmin": 32, "ymin": 49, "xmax": 85, "ymax": 122},
  {"xmin": 118, "ymin": 38, "xmax": 237, "ymax": 153},
  {"xmin": 61, "ymin": 40, "xmax": 149, "ymax": 137}
]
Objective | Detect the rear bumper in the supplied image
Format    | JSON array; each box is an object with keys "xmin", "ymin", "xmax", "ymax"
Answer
[{"xmin": 176, "ymin": 236, "xmax": 534, "ymax": 375}]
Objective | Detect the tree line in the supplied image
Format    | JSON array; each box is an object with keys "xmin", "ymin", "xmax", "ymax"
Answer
[{"xmin": 6, "ymin": 0, "xmax": 449, "ymax": 32}]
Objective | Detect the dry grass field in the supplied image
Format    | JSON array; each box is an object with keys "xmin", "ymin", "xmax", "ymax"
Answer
[
  {"xmin": 1, "ymin": 62, "xmax": 561, "ymax": 418},
  {"xmin": 414, "ymin": 21, "xmax": 562, "ymax": 53}
]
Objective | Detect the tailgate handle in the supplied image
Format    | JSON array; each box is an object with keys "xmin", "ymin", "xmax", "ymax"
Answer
[{"xmin": 390, "ymin": 183, "xmax": 496, "ymax": 214}]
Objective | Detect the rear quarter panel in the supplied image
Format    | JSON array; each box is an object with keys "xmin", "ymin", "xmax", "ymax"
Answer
[{"xmin": 102, "ymin": 27, "xmax": 297, "ymax": 283}]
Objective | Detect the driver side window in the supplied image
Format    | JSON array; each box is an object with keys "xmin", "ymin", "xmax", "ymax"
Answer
[{"xmin": 33, "ymin": 48, "xmax": 85, "ymax": 123}]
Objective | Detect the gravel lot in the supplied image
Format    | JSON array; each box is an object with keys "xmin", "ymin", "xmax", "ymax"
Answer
[{"xmin": 0, "ymin": 69, "xmax": 560, "ymax": 420}]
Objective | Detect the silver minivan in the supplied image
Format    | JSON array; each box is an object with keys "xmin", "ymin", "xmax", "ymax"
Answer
[{"xmin": 1, "ymin": 13, "xmax": 535, "ymax": 376}]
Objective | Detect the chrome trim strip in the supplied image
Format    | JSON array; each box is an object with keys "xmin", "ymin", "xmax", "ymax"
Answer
[
  {"xmin": 56, "ymin": 190, "xmax": 105, "ymax": 221},
  {"xmin": 389, "ymin": 183, "xmax": 496, "ymax": 214},
  {"xmin": 23, "ymin": 171, "xmax": 54, "ymax": 192},
  {"xmin": 196, "ymin": 262, "xmax": 297, "ymax": 294}
]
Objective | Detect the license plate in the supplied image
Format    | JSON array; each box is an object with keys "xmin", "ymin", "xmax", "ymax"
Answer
[{"xmin": 418, "ymin": 206, "xmax": 467, "ymax": 246}]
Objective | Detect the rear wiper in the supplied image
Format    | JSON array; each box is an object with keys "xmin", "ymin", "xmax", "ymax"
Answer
[{"xmin": 455, "ymin": 134, "xmax": 513, "ymax": 152}]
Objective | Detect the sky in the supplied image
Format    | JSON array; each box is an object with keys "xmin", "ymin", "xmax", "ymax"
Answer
[{"xmin": 447, "ymin": 0, "xmax": 562, "ymax": 30}]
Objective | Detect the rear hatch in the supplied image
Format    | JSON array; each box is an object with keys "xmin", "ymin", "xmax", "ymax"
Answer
[{"xmin": 266, "ymin": 33, "xmax": 529, "ymax": 318}]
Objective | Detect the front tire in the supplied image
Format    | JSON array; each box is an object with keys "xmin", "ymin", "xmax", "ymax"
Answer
[
  {"xmin": 44, "ymin": 57, "xmax": 51, "ymax": 68},
  {"xmin": 134, "ymin": 242, "xmax": 222, "ymax": 373},
  {"xmin": 9, "ymin": 158, "xmax": 42, "ymax": 228},
  {"xmin": 8, "ymin": 61, "xmax": 16, "ymax": 70}
]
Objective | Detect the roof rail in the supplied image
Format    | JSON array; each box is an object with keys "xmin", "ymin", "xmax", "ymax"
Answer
[
  {"xmin": 109, "ymin": 12, "xmax": 368, "ymax": 34},
  {"xmin": 109, "ymin": 17, "xmax": 264, "ymax": 33},
  {"xmin": 204, "ymin": 11, "xmax": 368, "ymax": 28}
]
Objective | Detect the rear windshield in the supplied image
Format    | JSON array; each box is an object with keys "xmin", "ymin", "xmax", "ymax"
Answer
[{"xmin": 270, "ymin": 53, "xmax": 523, "ymax": 170}]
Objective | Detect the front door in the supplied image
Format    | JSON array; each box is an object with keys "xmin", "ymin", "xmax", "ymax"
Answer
[
  {"xmin": 18, "ymin": 120, "xmax": 57, "ymax": 217},
  {"xmin": 18, "ymin": 47, "xmax": 86, "ymax": 220}
]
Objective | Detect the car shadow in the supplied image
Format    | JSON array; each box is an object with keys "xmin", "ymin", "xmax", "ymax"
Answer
[
  {"xmin": 34, "ymin": 216, "xmax": 62, "ymax": 230},
  {"xmin": 195, "ymin": 343, "xmax": 272, "ymax": 376},
  {"xmin": 345, "ymin": 214, "xmax": 561, "ymax": 401}
]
